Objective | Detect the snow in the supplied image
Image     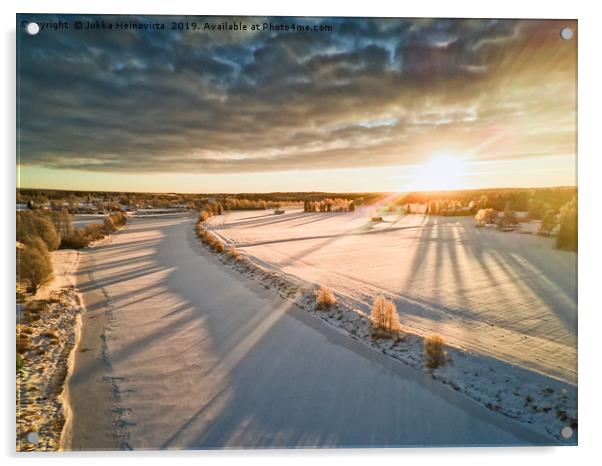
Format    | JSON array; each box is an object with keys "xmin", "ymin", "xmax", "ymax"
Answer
[
  {"xmin": 66, "ymin": 215, "xmax": 558, "ymax": 449},
  {"xmin": 206, "ymin": 208, "xmax": 577, "ymax": 385},
  {"xmin": 36, "ymin": 249, "xmax": 80, "ymax": 300}
]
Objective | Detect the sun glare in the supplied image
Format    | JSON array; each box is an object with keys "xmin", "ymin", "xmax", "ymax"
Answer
[{"xmin": 412, "ymin": 154, "xmax": 468, "ymax": 191}]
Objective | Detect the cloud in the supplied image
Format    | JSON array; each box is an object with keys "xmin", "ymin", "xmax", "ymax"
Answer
[{"xmin": 17, "ymin": 15, "xmax": 576, "ymax": 174}]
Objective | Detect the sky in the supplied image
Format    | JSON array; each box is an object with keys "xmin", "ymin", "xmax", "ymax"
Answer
[{"xmin": 17, "ymin": 15, "xmax": 577, "ymax": 193}]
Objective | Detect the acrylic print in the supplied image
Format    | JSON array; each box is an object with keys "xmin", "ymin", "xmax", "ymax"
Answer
[{"xmin": 16, "ymin": 15, "xmax": 577, "ymax": 451}]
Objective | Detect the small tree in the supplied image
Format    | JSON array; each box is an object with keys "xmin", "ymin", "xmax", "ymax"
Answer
[
  {"xmin": 474, "ymin": 208, "xmax": 496, "ymax": 226},
  {"xmin": 557, "ymin": 197, "xmax": 577, "ymax": 251},
  {"xmin": 315, "ymin": 286, "xmax": 337, "ymax": 310},
  {"xmin": 497, "ymin": 204, "xmax": 518, "ymax": 231},
  {"xmin": 50, "ymin": 208, "xmax": 74, "ymax": 239},
  {"xmin": 370, "ymin": 296, "xmax": 401, "ymax": 335},
  {"xmin": 17, "ymin": 237, "xmax": 53, "ymax": 294},
  {"xmin": 424, "ymin": 335, "xmax": 446, "ymax": 369},
  {"xmin": 538, "ymin": 209, "xmax": 557, "ymax": 235}
]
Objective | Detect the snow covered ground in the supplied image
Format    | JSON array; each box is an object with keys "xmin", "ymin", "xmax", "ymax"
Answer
[
  {"xmin": 36, "ymin": 249, "xmax": 80, "ymax": 301},
  {"xmin": 66, "ymin": 215, "xmax": 558, "ymax": 449},
  {"xmin": 206, "ymin": 208, "xmax": 577, "ymax": 385}
]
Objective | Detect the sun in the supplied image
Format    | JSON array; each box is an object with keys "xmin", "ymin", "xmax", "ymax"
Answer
[{"xmin": 412, "ymin": 154, "xmax": 468, "ymax": 191}]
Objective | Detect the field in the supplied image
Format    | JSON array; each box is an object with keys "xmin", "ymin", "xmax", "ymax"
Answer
[{"xmin": 206, "ymin": 208, "xmax": 577, "ymax": 384}]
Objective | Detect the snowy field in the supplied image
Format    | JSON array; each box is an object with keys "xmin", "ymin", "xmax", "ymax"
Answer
[{"xmin": 206, "ymin": 208, "xmax": 577, "ymax": 385}]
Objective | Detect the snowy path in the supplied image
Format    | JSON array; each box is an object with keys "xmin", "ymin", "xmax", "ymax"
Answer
[{"xmin": 68, "ymin": 215, "xmax": 554, "ymax": 449}]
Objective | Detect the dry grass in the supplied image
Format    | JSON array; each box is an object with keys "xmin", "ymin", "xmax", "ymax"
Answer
[
  {"xmin": 424, "ymin": 335, "xmax": 446, "ymax": 369},
  {"xmin": 314, "ymin": 286, "xmax": 337, "ymax": 310},
  {"xmin": 370, "ymin": 296, "xmax": 401, "ymax": 337}
]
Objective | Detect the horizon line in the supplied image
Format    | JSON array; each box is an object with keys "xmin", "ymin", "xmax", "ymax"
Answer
[{"xmin": 16, "ymin": 184, "xmax": 578, "ymax": 196}]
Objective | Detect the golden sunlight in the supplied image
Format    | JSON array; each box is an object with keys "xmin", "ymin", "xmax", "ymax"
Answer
[{"xmin": 411, "ymin": 154, "xmax": 469, "ymax": 191}]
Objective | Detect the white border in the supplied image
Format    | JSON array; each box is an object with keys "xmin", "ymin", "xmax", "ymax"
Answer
[{"xmin": 3, "ymin": 1, "xmax": 601, "ymax": 465}]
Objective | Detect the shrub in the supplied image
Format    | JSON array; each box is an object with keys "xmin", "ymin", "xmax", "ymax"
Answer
[
  {"xmin": 315, "ymin": 286, "xmax": 337, "ymax": 310},
  {"xmin": 103, "ymin": 217, "xmax": 116, "ymax": 235},
  {"xmin": 82, "ymin": 223, "xmax": 105, "ymax": 241},
  {"xmin": 474, "ymin": 208, "xmax": 496, "ymax": 225},
  {"xmin": 370, "ymin": 296, "xmax": 400, "ymax": 334},
  {"xmin": 424, "ymin": 335, "xmax": 446, "ymax": 369},
  {"xmin": 61, "ymin": 229, "xmax": 91, "ymax": 249},
  {"xmin": 226, "ymin": 246, "xmax": 240, "ymax": 259},
  {"xmin": 203, "ymin": 232, "xmax": 217, "ymax": 245},
  {"xmin": 17, "ymin": 237, "xmax": 53, "ymax": 294},
  {"xmin": 210, "ymin": 240, "xmax": 225, "ymax": 253},
  {"xmin": 110, "ymin": 211, "xmax": 127, "ymax": 227},
  {"xmin": 200, "ymin": 210, "xmax": 212, "ymax": 222}
]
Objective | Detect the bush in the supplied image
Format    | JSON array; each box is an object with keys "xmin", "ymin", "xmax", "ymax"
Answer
[
  {"xmin": 61, "ymin": 229, "xmax": 91, "ymax": 249},
  {"xmin": 209, "ymin": 240, "xmax": 225, "ymax": 253},
  {"xmin": 110, "ymin": 211, "xmax": 127, "ymax": 227},
  {"xmin": 103, "ymin": 217, "xmax": 116, "ymax": 235},
  {"xmin": 424, "ymin": 335, "xmax": 446, "ymax": 369},
  {"xmin": 210, "ymin": 239, "xmax": 225, "ymax": 253},
  {"xmin": 203, "ymin": 231, "xmax": 217, "ymax": 245},
  {"xmin": 370, "ymin": 296, "xmax": 400, "ymax": 334},
  {"xmin": 315, "ymin": 286, "xmax": 337, "ymax": 310},
  {"xmin": 200, "ymin": 210, "xmax": 212, "ymax": 222},
  {"xmin": 474, "ymin": 208, "xmax": 496, "ymax": 225},
  {"xmin": 83, "ymin": 223, "xmax": 105, "ymax": 241},
  {"xmin": 17, "ymin": 237, "xmax": 53, "ymax": 294},
  {"xmin": 226, "ymin": 246, "xmax": 240, "ymax": 259}
]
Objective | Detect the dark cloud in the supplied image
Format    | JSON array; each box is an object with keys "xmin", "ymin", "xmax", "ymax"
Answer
[{"xmin": 17, "ymin": 15, "xmax": 576, "ymax": 174}]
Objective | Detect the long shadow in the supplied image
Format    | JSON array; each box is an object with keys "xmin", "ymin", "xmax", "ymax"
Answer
[
  {"xmin": 70, "ymin": 301, "xmax": 202, "ymax": 386},
  {"xmin": 284, "ymin": 213, "xmax": 332, "ymax": 228},
  {"xmin": 237, "ymin": 222, "xmax": 429, "ymax": 249},
  {"xmin": 455, "ymin": 221, "xmax": 576, "ymax": 339},
  {"xmin": 488, "ymin": 248, "xmax": 576, "ymax": 339},
  {"xmin": 78, "ymin": 263, "xmax": 169, "ymax": 292},
  {"xmin": 226, "ymin": 212, "xmax": 275, "ymax": 222},
  {"xmin": 210, "ymin": 211, "xmax": 309, "ymax": 231},
  {"xmin": 89, "ymin": 239, "xmax": 161, "ymax": 254},
  {"xmin": 401, "ymin": 215, "xmax": 438, "ymax": 293},
  {"xmin": 81, "ymin": 254, "xmax": 157, "ymax": 274}
]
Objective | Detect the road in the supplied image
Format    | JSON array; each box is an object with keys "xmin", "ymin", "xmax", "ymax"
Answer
[{"xmin": 65, "ymin": 215, "xmax": 554, "ymax": 450}]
